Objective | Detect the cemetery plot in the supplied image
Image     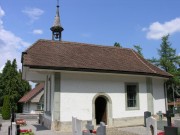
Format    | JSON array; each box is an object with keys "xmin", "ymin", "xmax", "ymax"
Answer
[{"xmin": 72, "ymin": 117, "xmax": 106, "ymax": 135}]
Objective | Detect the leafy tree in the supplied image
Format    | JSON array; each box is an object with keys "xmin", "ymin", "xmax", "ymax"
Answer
[
  {"xmin": 150, "ymin": 35, "xmax": 180, "ymax": 102},
  {"xmin": 0, "ymin": 59, "xmax": 31, "ymax": 112},
  {"xmin": 133, "ymin": 45, "xmax": 143, "ymax": 57},
  {"xmin": 2, "ymin": 95, "xmax": 11, "ymax": 120},
  {"xmin": 114, "ymin": 42, "xmax": 122, "ymax": 48}
]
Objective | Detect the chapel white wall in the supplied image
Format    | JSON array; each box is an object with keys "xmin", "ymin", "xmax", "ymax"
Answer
[
  {"xmin": 60, "ymin": 72, "xmax": 150, "ymax": 122},
  {"xmin": 152, "ymin": 78, "xmax": 166, "ymax": 114}
]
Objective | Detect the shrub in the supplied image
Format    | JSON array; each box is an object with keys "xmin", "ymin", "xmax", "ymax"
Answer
[
  {"xmin": 2, "ymin": 95, "xmax": 11, "ymax": 120},
  {"xmin": 20, "ymin": 129, "xmax": 34, "ymax": 135},
  {"xmin": 0, "ymin": 106, "xmax": 2, "ymax": 114}
]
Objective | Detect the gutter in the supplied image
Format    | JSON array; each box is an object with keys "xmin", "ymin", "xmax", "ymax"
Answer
[{"xmin": 23, "ymin": 65, "xmax": 172, "ymax": 79}]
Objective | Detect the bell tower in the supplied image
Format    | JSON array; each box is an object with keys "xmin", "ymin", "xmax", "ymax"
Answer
[{"xmin": 50, "ymin": 0, "xmax": 64, "ymax": 41}]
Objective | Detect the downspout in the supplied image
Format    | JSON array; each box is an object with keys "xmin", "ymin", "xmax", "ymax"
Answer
[{"xmin": 164, "ymin": 81, "xmax": 168, "ymax": 111}]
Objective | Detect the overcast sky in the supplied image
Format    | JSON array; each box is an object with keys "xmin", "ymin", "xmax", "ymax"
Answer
[{"xmin": 0, "ymin": 0, "xmax": 180, "ymax": 72}]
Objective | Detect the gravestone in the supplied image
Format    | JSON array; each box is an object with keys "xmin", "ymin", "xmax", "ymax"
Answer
[
  {"xmin": 72, "ymin": 117, "xmax": 82, "ymax": 135},
  {"xmin": 11, "ymin": 122, "xmax": 16, "ymax": 135},
  {"xmin": 96, "ymin": 122, "xmax": 106, "ymax": 135},
  {"xmin": 144, "ymin": 111, "xmax": 151, "ymax": 127},
  {"xmin": 157, "ymin": 120, "xmax": 167, "ymax": 131},
  {"xmin": 157, "ymin": 111, "xmax": 166, "ymax": 131},
  {"xmin": 146, "ymin": 116, "xmax": 157, "ymax": 135},
  {"xmin": 157, "ymin": 111, "xmax": 163, "ymax": 121},
  {"xmin": 163, "ymin": 111, "xmax": 177, "ymax": 135},
  {"xmin": 165, "ymin": 111, "xmax": 174, "ymax": 126},
  {"xmin": 174, "ymin": 120, "xmax": 180, "ymax": 135},
  {"xmin": 164, "ymin": 126, "xmax": 178, "ymax": 135},
  {"xmin": 86, "ymin": 121, "xmax": 94, "ymax": 133},
  {"xmin": 83, "ymin": 121, "xmax": 95, "ymax": 135},
  {"xmin": 174, "ymin": 119, "xmax": 180, "ymax": 127}
]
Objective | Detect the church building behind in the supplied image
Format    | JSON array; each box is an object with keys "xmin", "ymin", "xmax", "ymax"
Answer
[{"xmin": 21, "ymin": 2, "xmax": 172, "ymax": 131}]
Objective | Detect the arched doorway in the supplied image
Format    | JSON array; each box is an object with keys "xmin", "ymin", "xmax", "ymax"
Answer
[
  {"xmin": 92, "ymin": 93, "xmax": 112, "ymax": 126},
  {"xmin": 95, "ymin": 96, "xmax": 107, "ymax": 124}
]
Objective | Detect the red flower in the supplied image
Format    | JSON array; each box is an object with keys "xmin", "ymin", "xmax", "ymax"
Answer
[
  {"xmin": 20, "ymin": 129, "xmax": 32, "ymax": 133},
  {"xmin": 158, "ymin": 131, "xmax": 165, "ymax": 135},
  {"xmin": 20, "ymin": 129, "xmax": 28, "ymax": 133},
  {"xmin": 92, "ymin": 130, "xmax": 96, "ymax": 134}
]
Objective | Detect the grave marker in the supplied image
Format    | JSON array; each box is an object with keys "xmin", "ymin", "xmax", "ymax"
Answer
[
  {"xmin": 72, "ymin": 117, "xmax": 82, "ymax": 135},
  {"xmin": 164, "ymin": 126, "xmax": 178, "ymax": 135},
  {"xmin": 165, "ymin": 111, "xmax": 174, "ymax": 127},
  {"xmin": 12, "ymin": 122, "xmax": 16, "ymax": 135},
  {"xmin": 144, "ymin": 111, "xmax": 151, "ymax": 127},
  {"xmin": 163, "ymin": 111, "xmax": 177, "ymax": 135},
  {"xmin": 86, "ymin": 121, "xmax": 94, "ymax": 133},
  {"xmin": 82, "ymin": 121, "xmax": 95, "ymax": 135},
  {"xmin": 157, "ymin": 111, "xmax": 163, "ymax": 121},
  {"xmin": 174, "ymin": 119, "xmax": 180, "ymax": 127},
  {"xmin": 146, "ymin": 116, "xmax": 157, "ymax": 135},
  {"xmin": 96, "ymin": 122, "xmax": 106, "ymax": 135}
]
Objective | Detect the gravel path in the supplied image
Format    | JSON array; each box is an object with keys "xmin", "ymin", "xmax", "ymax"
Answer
[
  {"xmin": 0, "ymin": 120, "xmax": 71, "ymax": 135},
  {"xmin": 117, "ymin": 126, "xmax": 148, "ymax": 135},
  {"xmin": 107, "ymin": 127, "xmax": 138, "ymax": 135}
]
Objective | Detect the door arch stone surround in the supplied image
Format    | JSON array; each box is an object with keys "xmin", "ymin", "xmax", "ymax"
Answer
[{"xmin": 92, "ymin": 93, "xmax": 112, "ymax": 126}]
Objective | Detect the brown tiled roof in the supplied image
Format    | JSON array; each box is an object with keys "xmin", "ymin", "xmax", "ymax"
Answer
[
  {"xmin": 18, "ymin": 83, "xmax": 44, "ymax": 103},
  {"xmin": 22, "ymin": 39, "xmax": 172, "ymax": 78}
]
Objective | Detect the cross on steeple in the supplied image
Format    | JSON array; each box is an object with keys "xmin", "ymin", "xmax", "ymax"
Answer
[{"xmin": 50, "ymin": 0, "xmax": 64, "ymax": 41}]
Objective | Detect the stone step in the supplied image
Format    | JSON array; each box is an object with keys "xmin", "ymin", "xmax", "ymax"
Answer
[{"xmin": 16, "ymin": 113, "xmax": 39, "ymax": 120}]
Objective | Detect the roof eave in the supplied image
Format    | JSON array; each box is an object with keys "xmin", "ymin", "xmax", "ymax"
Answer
[{"xmin": 23, "ymin": 64, "xmax": 172, "ymax": 79}]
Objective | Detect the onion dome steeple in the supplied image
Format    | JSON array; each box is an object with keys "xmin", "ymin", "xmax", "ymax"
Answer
[{"xmin": 50, "ymin": 0, "xmax": 64, "ymax": 41}]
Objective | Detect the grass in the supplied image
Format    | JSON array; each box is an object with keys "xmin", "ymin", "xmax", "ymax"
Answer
[{"xmin": 20, "ymin": 133, "xmax": 34, "ymax": 135}]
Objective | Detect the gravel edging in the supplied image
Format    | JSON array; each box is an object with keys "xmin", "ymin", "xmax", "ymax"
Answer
[{"xmin": 107, "ymin": 127, "xmax": 138, "ymax": 135}]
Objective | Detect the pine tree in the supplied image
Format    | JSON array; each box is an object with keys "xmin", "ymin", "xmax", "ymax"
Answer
[
  {"xmin": 2, "ymin": 95, "xmax": 11, "ymax": 120},
  {"xmin": 0, "ymin": 59, "xmax": 31, "ymax": 112},
  {"xmin": 17, "ymin": 70, "xmax": 31, "ymax": 112},
  {"xmin": 133, "ymin": 45, "xmax": 143, "ymax": 57},
  {"xmin": 150, "ymin": 35, "xmax": 180, "ymax": 102},
  {"xmin": 114, "ymin": 42, "xmax": 122, "ymax": 48}
]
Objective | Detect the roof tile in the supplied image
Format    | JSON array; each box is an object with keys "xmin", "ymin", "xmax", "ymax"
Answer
[
  {"xmin": 22, "ymin": 39, "xmax": 172, "ymax": 78},
  {"xmin": 19, "ymin": 83, "xmax": 44, "ymax": 103}
]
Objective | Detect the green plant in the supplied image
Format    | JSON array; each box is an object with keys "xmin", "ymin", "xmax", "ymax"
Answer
[
  {"xmin": 20, "ymin": 133, "xmax": 34, "ymax": 135},
  {"xmin": 2, "ymin": 95, "xmax": 11, "ymax": 120},
  {"xmin": 20, "ymin": 129, "xmax": 34, "ymax": 135},
  {"xmin": 0, "ymin": 106, "xmax": 2, "ymax": 114}
]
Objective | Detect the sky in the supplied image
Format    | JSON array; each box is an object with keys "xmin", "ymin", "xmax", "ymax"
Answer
[{"xmin": 0, "ymin": 0, "xmax": 180, "ymax": 72}]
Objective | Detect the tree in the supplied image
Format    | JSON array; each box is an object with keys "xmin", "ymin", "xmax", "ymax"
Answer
[
  {"xmin": 114, "ymin": 42, "xmax": 122, "ymax": 48},
  {"xmin": 0, "ymin": 73, "xmax": 3, "ymax": 107},
  {"xmin": 157, "ymin": 35, "xmax": 180, "ymax": 84},
  {"xmin": 133, "ymin": 45, "xmax": 143, "ymax": 57},
  {"xmin": 0, "ymin": 59, "xmax": 31, "ymax": 112},
  {"xmin": 17, "ymin": 70, "xmax": 31, "ymax": 112},
  {"xmin": 150, "ymin": 35, "xmax": 180, "ymax": 102},
  {"xmin": 2, "ymin": 95, "xmax": 11, "ymax": 120}
]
